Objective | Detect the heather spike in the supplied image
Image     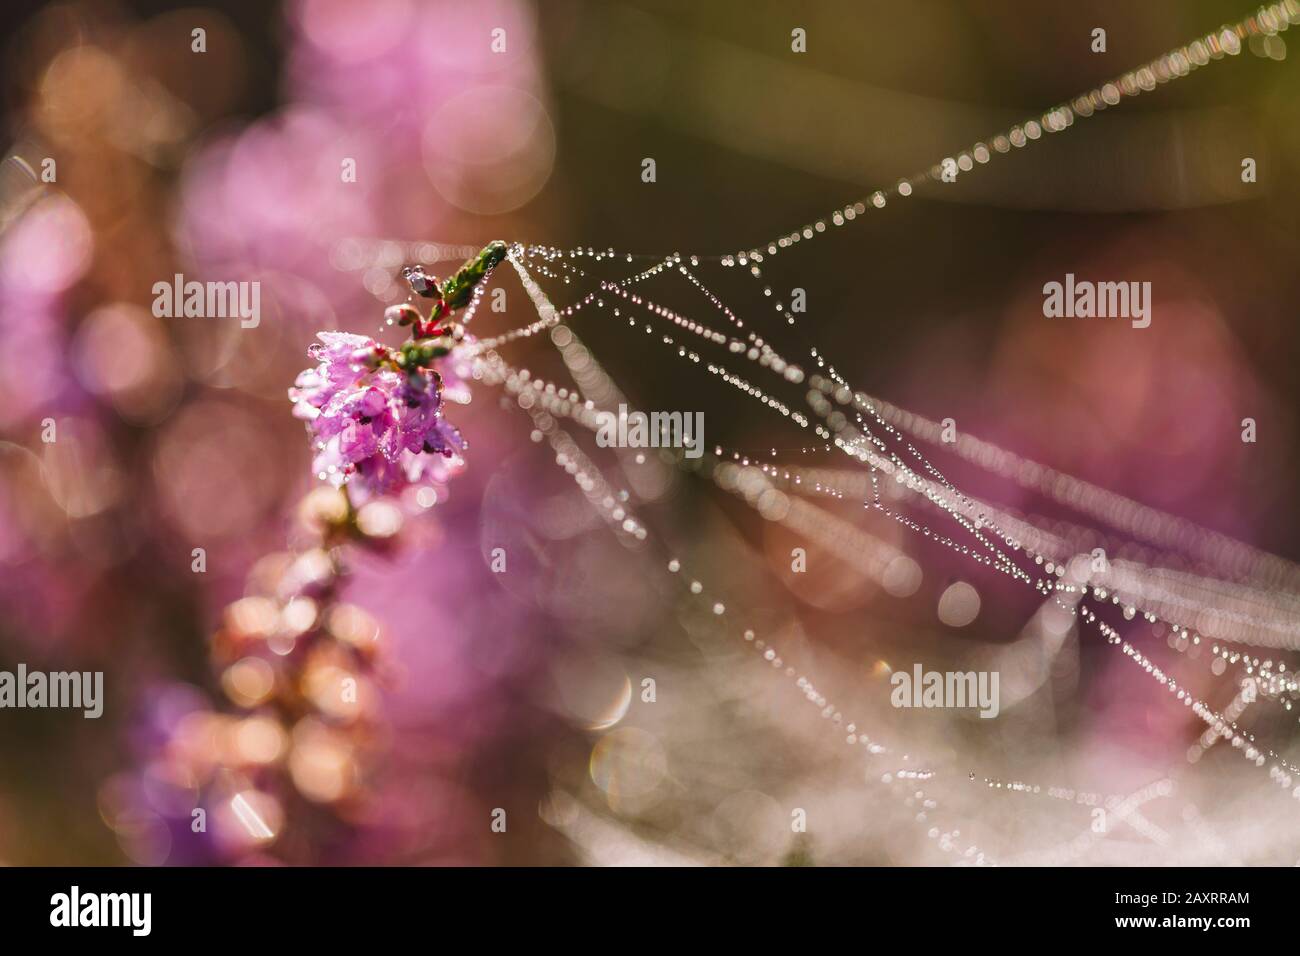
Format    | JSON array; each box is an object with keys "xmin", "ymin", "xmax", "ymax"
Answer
[{"xmin": 440, "ymin": 239, "xmax": 508, "ymax": 311}]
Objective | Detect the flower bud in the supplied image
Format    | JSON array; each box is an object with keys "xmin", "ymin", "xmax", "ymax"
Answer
[
  {"xmin": 384, "ymin": 303, "xmax": 421, "ymax": 327},
  {"xmin": 402, "ymin": 266, "xmax": 441, "ymax": 298}
]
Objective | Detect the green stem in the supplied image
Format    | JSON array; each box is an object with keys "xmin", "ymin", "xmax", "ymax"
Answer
[{"xmin": 439, "ymin": 241, "xmax": 508, "ymax": 312}]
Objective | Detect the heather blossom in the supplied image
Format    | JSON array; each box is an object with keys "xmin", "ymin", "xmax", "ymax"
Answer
[
  {"xmin": 290, "ymin": 331, "xmax": 465, "ymax": 501},
  {"xmin": 289, "ymin": 241, "xmax": 507, "ymax": 502}
]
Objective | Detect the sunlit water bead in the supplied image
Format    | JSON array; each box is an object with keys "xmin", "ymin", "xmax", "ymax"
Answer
[
  {"xmin": 630, "ymin": 255, "xmax": 804, "ymax": 373},
  {"xmin": 812, "ymin": 453, "xmax": 1032, "ymax": 589},
  {"xmin": 531, "ymin": 243, "xmax": 1300, "ymax": 801},
  {"xmin": 1193, "ymin": 643, "xmax": 1300, "ymax": 725},
  {"xmin": 596, "ymin": 278, "xmax": 805, "ymax": 385},
  {"xmin": 491, "ymin": 403, "xmax": 987, "ymax": 853},
  {"xmin": 974, "ymin": 772, "xmax": 1177, "ymax": 833},
  {"xmin": 813, "ymin": 378, "xmax": 1020, "ymax": 555},
  {"xmin": 1191, "ymin": 675, "xmax": 1263, "ymax": 765},
  {"xmin": 477, "ymin": 248, "xmax": 694, "ymax": 352},
  {"xmin": 493, "ymin": 270, "xmax": 1279, "ymax": 858},
  {"xmin": 504, "ymin": 11, "xmax": 1294, "ymax": 640},
  {"xmin": 474, "ymin": 353, "xmax": 646, "ymax": 546},
  {"xmin": 336, "ymin": 239, "xmax": 482, "ymax": 301},
  {"xmin": 606, "ymin": 251, "xmax": 796, "ymax": 366},
  {"xmin": 524, "ymin": 244, "xmax": 684, "ymax": 290},
  {"xmin": 552, "ymin": 324, "xmax": 679, "ymax": 504},
  {"xmin": 691, "ymin": 7, "xmax": 1300, "ymax": 621},
  {"xmin": 1005, "ymin": 505, "xmax": 1300, "ymax": 642},
  {"xmin": 676, "ymin": 262, "xmax": 807, "ymax": 379},
  {"xmin": 500, "ymin": 255, "xmax": 676, "ymax": 490},
  {"xmin": 475, "ymin": 339, "xmax": 933, "ymax": 603},
  {"xmin": 288, "ymin": 3, "xmax": 1299, "ymax": 863},
  {"xmin": 496, "ymin": 121, "xmax": 1289, "ymax": 853},
  {"xmin": 514, "ymin": 244, "xmax": 800, "ymax": 382},
  {"xmin": 1002, "ymin": 778, "xmax": 1175, "ymax": 866},
  {"xmin": 795, "ymin": 382, "xmax": 1300, "ymax": 650},
  {"xmin": 803, "ymin": 378, "xmax": 1033, "ymax": 587},
  {"xmin": 720, "ymin": 193, "xmax": 884, "ymax": 290},
  {"xmin": 454, "ymin": 258, "xmax": 503, "ymax": 328},
  {"xmin": 565, "ymin": 293, "xmax": 812, "ymax": 427},
  {"xmin": 1013, "ymin": 525, "xmax": 1298, "ymax": 659},
  {"xmin": 470, "ymin": 347, "xmax": 661, "ymax": 463},
  {"xmin": 775, "ymin": 456, "xmax": 1085, "ymax": 589},
  {"xmin": 621, "ymin": 438, "xmax": 935, "ymax": 604},
  {"xmin": 804, "ymin": 370, "xmax": 1300, "ymax": 758},
  {"xmin": 466, "ymin": 250, "xmax": 595, "ymax": 350},
  {"xmin": 512, "ymin": 247, "xmax": 599, "ymax": 290},
  {"xmin": 512, "ymin": 261, "xmax": 1164, "ymax": 629},
  {"xmin": 383, "ymin": 260, "xmax": 505, "ymax": 340},
  {"xmin": 478, "ymin": 333, "xmax": 671, "ymax": 503},
  {"xmin": 1046, "ymin": 575, "xmax": 1300, "ymax": 734},
  {"xmin": 868, "ymin": 358, "xmax": 1284, "ymax": 629},
  {"xmin": 707, "ymin": 2, "xmax": 1297, "ymax": 267},
  {"xmin": 707, "ymin": 460, "xmax": 923, "ymax": 598},
  {"xmin": 480, "ymin": 289, "xmax": 994, "ymax": 861},
  {"xmin": 662, "ymin": 555, "xmax": 992, "ymax": 864},
  {"xmin": 847, "ymin": 391, "xmax": 1300, "ymax": 597},
  {"xmin": 833, "ymin": 387, "xmax": 1300, "ymax": 649},
  {"xmin": 523, "ymin": 243, "xmax": 671, "ymax": 267},
  {"xmin": 514, "ymin": 244, "xmax": 811, "ymax": 387},
  {"xmin": 473, "ymin": 357, "xmax": 862, "ymax": 564},
  {"xmin": 1082, "ymin": 600, "xmax": 1300, "ymax": 791},
  {"xmin": 467, "ymin": 287, "xmax": 596, "ymax": 350}
]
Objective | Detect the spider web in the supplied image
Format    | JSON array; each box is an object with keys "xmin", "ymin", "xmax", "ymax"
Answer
[{"xmin": 340, "ymin": 4, "xmax": 1300, "ymax": 865}]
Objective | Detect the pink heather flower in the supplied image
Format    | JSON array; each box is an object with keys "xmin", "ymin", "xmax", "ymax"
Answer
[{"xmin": 290, "ymin": 332, "xmax": 465, "ymax": 500}]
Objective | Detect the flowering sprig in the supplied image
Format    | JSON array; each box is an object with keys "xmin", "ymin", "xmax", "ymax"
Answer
[
  {"xmin": 289, "ymin": 241, "xmax": 506, "ymax": 502},
  {"xmin": 131, "ymin": 245, "xmax": 510, "ymax": 862}
]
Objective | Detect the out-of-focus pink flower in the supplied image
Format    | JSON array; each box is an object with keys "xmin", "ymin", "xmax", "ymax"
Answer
[
  {"xmin": 285, "ymin": 0, "xmax": 541, "ymax": 142},
  {"xmin": 0, "ymin": 194, "xmax": 94, "ymax": 429},
  {"xmin": 290, "ymin": 332, "xmax": 464, "ymax": 500}
]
